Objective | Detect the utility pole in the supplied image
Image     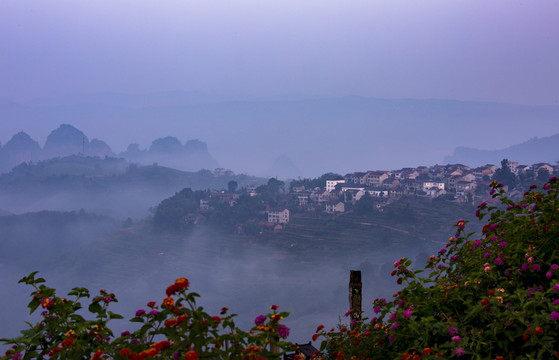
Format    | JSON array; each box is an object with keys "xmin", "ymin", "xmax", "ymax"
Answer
[{"xmin": 349, "ymin": 270, "xmax": 362, "ymax": 329}]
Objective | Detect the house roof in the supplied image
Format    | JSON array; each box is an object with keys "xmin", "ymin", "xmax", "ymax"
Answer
[{"xmin": 297, "ymin": 342, "xmax": 319, "ymax": 357}]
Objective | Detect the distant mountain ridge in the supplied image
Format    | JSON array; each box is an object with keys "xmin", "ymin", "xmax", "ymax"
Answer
[
  {"xmin": 444, "ymin": 133, "xmax": 559, "ymax": 166},
  {"xmin": 2, "ymin": 93, "xmax": 559, "ymax": 176},
  {"xmin": 0, "ymin": 124, "xmax": 219, "ymax": 173}
]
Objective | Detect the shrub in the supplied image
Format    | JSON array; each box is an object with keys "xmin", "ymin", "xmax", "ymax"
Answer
[
  {"xmin": 314, "ymin": 178, "xmax": 559, "ymax": 359},
  {"xmin": 1, "ymin": 274, "xmax": 291, "ymax": 359}
]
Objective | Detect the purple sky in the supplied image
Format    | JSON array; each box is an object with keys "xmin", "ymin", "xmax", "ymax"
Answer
[{"xmin": 1, "ymin": 0, "xmax": 558, "ymax": 105}]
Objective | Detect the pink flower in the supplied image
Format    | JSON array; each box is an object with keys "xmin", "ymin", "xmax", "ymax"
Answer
[
  {"xmin": 452, "ymin": 335, "xmax": 461, "ymax": 342},
  {"xmin": 254, "ymin": 315, "xmax": 266, "ymax": 326},
  {"xmin": 403, "ymin": 308, "xmax": 412, "ymax": 319},
  {"xmin": 546, "ymin": 272, "xmax": 553, "ymax": 280},
  {"xmin": 135, "ymin": 309, "xmax": 145, "ymax": 317},
  {"xmin": 277, "ymin": 324, "xmax": 290, "ymax": 339},
  {"xmin": 472, "ymin": 240, "xmax": 481, "ymax": 248},
  {"xmin": 389, "ymin": 313, "xmax": 396, "ymax": 321},
  {"xmin": 391, "ymin": 322, "xmax": 399, "ymax": 330},
  {"xmin": 499, "ymin": 241, "xmax": 507, "ymax": 248},
  {"xmin": 551, "ymin": 311, "xmax": 559, "ymax": 321},
  {"xmin": 455, "ymin": 347, "xmax": 465, "ymax": 357},
  {"xmin": 554, "ymin": 284, "xmax": 559, "ymax": 292},
  {"xmin": 484, "ymin": 252, "xmax": 491, "ymax": 258},
  {"xmin": 448, "ymin": 327, "xmax": 458, "ymax": 336},
  {"xmin": 551, "ymin": 264, "xmax": 559, "ymax": 271},
  {"xmin": 149, "ymin": 310, "xmax": 159, "ymax": 316},
  {"xmin": 374, "ymin": 306, "xmax": 381, "ymax": 314}
]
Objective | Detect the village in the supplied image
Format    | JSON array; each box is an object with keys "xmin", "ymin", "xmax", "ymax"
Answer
[{"xmin": 193, "ymin": 160, "xmax": 558, "ymax": 232}]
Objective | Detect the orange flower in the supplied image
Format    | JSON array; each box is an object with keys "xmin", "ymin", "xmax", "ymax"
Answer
[
  {"xmin": 175, "ymin": 277, "xmax": 190, "ymax": 290},
  {"xmin": 423, "ymin": 348, "xmax": 433, "ymax": 354},
  {"xmin": 162, "ymin": 297, "xmax": 175, "ymax": 308},
  {"xmin": 316, "ymin": 324, "xmax": 324, "ymax": 333},
  {"xmin": 165, "ymin": 318, "xmax": 177, "ymax": 328},
  {"xmin": 184, "ymin": 350, "xmax": 199, "ymax": 360},
  {"xmin": 535, "ymin": 327, "xmax": 543, "ymax": 335}
]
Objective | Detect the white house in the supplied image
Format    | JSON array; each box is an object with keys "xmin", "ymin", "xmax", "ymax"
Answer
[
  {"xmin": 422, "ymin": 181, "xmax": 445, "ymax": 192},
  {"xmin": 267, "ymin": 209, "xmax": 290, "ymax": 224},
  {"xmin": 326, "ymin": 180, "xmax": 346, "ymax": 192},
  {"xmin": 325, "ymin": 201, "xmax": 345, "ymax": 213}
]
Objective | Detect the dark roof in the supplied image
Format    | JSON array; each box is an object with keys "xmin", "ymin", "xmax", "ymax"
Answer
[{"xmin": 297, "ymin": 342, "xmax": 319, "ymax": 357}]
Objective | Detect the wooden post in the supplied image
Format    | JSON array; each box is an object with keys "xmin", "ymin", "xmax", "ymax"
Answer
[{"xmin": 349, "ymin": 270, "xmax": 362, "ymax": 329}]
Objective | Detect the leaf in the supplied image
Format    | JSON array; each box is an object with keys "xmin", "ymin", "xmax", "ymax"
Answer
[
  {"xmin": 88, "ymin": 303, "xmax": 102, "ymax": 314},
  {"xmin": 108, "ymin": 311, "xmax": 124, "ymax": 320}
]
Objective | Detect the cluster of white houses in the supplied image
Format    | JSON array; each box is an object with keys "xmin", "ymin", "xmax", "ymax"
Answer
[{"xmin": 205, "ymin": 162, "xmax": 557, "ymax": 226}]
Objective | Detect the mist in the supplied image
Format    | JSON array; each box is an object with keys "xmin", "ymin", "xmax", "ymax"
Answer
[{"xmin": 0, "ymin": 215, "xmax": 440, "ymax": 351}]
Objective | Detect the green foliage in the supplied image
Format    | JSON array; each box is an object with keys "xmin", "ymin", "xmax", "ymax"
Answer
[
  {"xmin": 1, "ymin": 273, "xmax": 292, "ymax": 360},
  {"xmin": 314, "ymin": 177, "xmax": 559, "ymax": 359},
  {"xmin": 493, "ymin": 159, "xmax": 517, "ymax": 188},
  {"xmin": 153, "ymin": 188, "xmax": 208, "ymax": 232},
  {"xmin": 354, "ymin": 192, "xmax": 375, "ymax": 215}
]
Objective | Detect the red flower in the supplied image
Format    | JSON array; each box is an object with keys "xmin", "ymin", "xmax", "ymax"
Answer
[
  {"xmin": 535, "ymin": 327, "xmax": 543, "ymax": 335},
  {"xmin": 316, "ymin": 324, "xmax": 324, "ymax": 333}
]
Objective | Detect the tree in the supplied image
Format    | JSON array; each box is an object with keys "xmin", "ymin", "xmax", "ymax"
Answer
[
  {"xmin": 354, "ymin": 192, "xmax": 375, "ymax": 214},
  {"xmin": 315, "ymin": 178, "xmax": 559, "ymax": 359},
  {"xmin": 228, "ymin": 180, "xmax": 238, "ymax": 193},
  {"xmin": 492, "ymin": 158, "xmax": 517, "ymax": 188}
]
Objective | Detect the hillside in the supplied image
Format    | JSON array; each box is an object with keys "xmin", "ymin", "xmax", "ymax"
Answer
[{"xmin": 445, "ymin": 132, "xmax": 559, "ymax": 166}]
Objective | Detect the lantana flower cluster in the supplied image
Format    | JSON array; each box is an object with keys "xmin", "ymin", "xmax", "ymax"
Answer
[{"xmin": 1, "ymin": 274, "xmax": 292, "ymax": 360}]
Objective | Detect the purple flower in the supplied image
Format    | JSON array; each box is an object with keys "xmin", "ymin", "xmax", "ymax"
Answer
[
  {"xmin": 448, "ymin": 327, "xmax": 458, "ymax": 336},
  {"xmin": 456, "ymin": 347, "xmax": 465, "ymax": 357},
  {"xmin": 452, "ymin": 335, "xmax": 461, "ymax": 342},
  {"xmin": 391, "ymin": 322, "xmax": 399, "ymax": 330},
  {"xmin": 521, "ymin": 263, "xmax": 529, "ymax": 271},
  {"xmin": 532, "ymin": 264, "xmax": 541, "ymax": 271},
  {"xmin": 135, "ymin": 309, "xmax": 145, "ymax": 317},
  {"xmin": 370, "ymin": 317, "xmax": 378, "ymax": 323},
  {"xmin": 374, "ymin": 306, "xmax": 381, "ymax": 314},
  {"xmin": 547, "ymin": 272, "xmax": 553, "ymax": 280},
  {"xmin": 389, "ymin": 313, "xmax": 396, "ymax": 321},
  {"xmin": 277, "ymin": 324, "xmax": 290, "ymax": 339},
  {"xmin": 12, "ymin": 354, "xmax": 22, "ymax": 360},
  {"xmin": 173, "ymin": 352, "xmax": 181, "ymax": 360},
  {"xmin": 499, "ymin": 241, "xmax": 507, "ymax": 248},
  {"xmin": 121, "ymin": 330, "xmax": 130, "ymax": 337},
  {"xmin": 450, "ymin": 255, "xmax": 460, "ymax": 262},
  {"xmin": 494, "ymin": 258, "xmax": 503, "ymax": 266},
  {"xmin": 473, "ymin": 240, "xmax": 481, "ymax": 248},
  {"xmin": 254, "ymin": 315, "xmax": 266, "ymax": 326},
  {"xmin": 551, "ymin": 311, "xmax": 559, "ymax": 321},
  {"xmin": 491, "ymin": 236, "xmax": 498, "ymax": 242},
  {"xmin": 389, "ymin": 335, "xmax": 395, "ymax": 342},
  {"xmin": 484, "ymin": 252, "xmax": 491, "ymax": 258},
  {"xmin": 551, "ymin": 264, "xmax": 559, "ymax": 271},
  {"xmin": 344, "ymin": 309, "xmax": 351, "ymax": 317},
  {"xmin": 554, "ymin": 299, "xmax": 559, "ymax": 305},
  {"xmin": 149, "ymin": 310, "xmax": 159, "ymax": 316},
  {"xmin": 554, "ymin": 283, "xmax": 559, "ymax": 292},
  {"xmin": 439, "ymin": 248, "xmax": 447, "ymax": 255},
  {"xmin": 131, "ymin": 339, "xmax": 140, "ymax": 344}
]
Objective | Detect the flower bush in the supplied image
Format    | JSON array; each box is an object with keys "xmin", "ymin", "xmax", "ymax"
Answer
[
  {"xmin": 1, "ymin": 275, "xmax": 291, "ymax": 359},
  {"xmin": 314, "ymin": 178, "xmax": 559, "ymax": 359}
]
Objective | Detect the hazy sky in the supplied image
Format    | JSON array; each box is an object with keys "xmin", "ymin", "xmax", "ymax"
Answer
[{"xmin": 1, "ymin": 0, "xmax": 558, "ymax": 105}]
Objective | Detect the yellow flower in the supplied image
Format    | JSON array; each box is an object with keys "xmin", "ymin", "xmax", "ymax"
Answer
[{"xmin": 496, "ymin": 296, "xmax": 503, "ymax": 303}]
